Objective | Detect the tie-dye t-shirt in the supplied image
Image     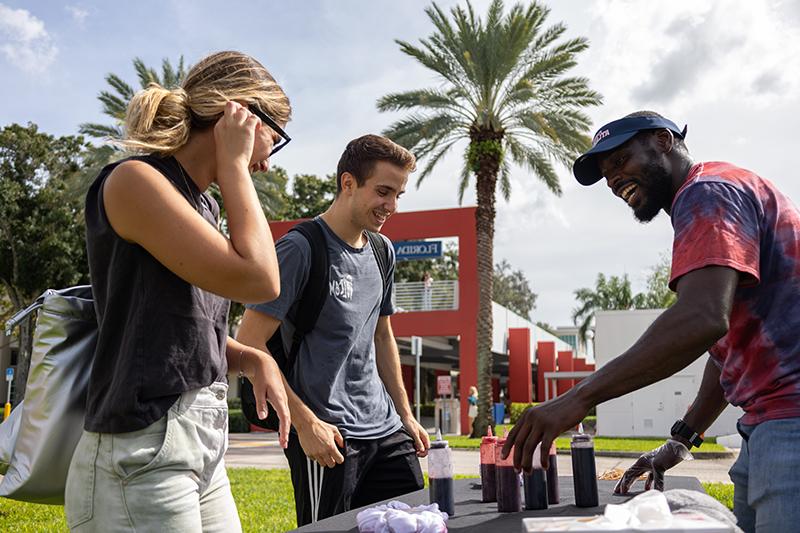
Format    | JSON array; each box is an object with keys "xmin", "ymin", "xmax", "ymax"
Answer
[{"xmin": 669, "ymin": 162, "xmax": 800, "ymax": 425}]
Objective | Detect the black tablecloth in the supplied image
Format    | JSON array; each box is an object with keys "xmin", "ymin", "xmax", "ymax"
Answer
[{"xmin": 292, "ymin": 475, "xmax": 705, "ymax": 532}]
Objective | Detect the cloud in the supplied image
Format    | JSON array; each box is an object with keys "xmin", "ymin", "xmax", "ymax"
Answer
[
  {"xmin": 631, "ymin": 14, "xmax": 740, "ymax": 104},
  {"xmin": 0, "ymin": 4, "xmax": 57, "ymax": 73},
  {"xmin": 751, "ymin": 70, "xmax": 784, "ymax": 95},
  {"xmin": 66, "ymin": 5, "xmax": 89, "ymax": 25},
  {"xmin": 582, "ymin": 0, "xmax": 800, "ymax": 111}
]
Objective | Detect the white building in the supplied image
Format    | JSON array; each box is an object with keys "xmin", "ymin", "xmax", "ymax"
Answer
[{"xmin": 594, "ymin": 309, "xmax": 742, "ymax": 438}]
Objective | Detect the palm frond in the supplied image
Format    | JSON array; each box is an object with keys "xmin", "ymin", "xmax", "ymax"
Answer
[
  {"xmin": 105, "ymin": 74, "xmax": 135, "ymax": 102},
  {"xmin": 415, "ymin": 138, "xmax": 459, "ymax": 187},
  {"xmin": 78, "ymin": 123, "xmax": 123, "ymax": 140},
  {"xmin": 395, "ymin": 39, "xmax": 480, "ymax": 109},
  {"xmin": 133, "ymin": 57, "xmax": 159, "ymax": 87},
  {"xmin": 377, "ymin": 88, "xmax": 474, "ymax": 121},
  {"xmin": 98, "ymin": 91, "xmax": 129, "ymax": 120},
  {"xmin": 498, "ymin": 159, "xmax": 511, "ymax": 201},
  {"xmin": 505, "ymin": 135, "xmax": 562, "ymax": 195},
  {"xmin": 413, "ymin": 125, "xmax": 468, "ymax": 161},
  {"xmin": 457, "ymin": 149, "xmax": 472, "ymax": 204},
  {"xmin": 383, "ymin": 112, "xmax": 465, "ymax": 153}
]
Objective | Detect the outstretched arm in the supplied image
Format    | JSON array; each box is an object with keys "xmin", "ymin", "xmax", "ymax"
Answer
[{"xmin": 503, "ymin": 265, "xmax": 739, "ymax": 472}]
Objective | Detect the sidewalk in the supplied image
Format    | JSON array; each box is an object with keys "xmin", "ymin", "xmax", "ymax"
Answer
[{"xmin": 225, "ymin": 433, "xmax": 738, "ymax": 484}]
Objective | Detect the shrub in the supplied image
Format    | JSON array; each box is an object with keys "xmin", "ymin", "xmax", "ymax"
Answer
[
  {"xmin": 228, "ymin": 397, "xmax": 242, "ymax": 410},
  {"xmin": 509, "ymin": 403, "xmax": 594, "ymax": 426},
  {"xmin": 229, "ymin": 408, "xmax": 251, "ymax": 433},
  {"xmin": 420, "ymin": 402, "xmax": 436, "ymax": 418},
  {"xmin": 510, "ymin": 402, "xmax": 538, "ymax": 424}
]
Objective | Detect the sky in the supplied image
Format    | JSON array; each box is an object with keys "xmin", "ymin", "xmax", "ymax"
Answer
[{"xmin": 2, "ymin": 0, "xmax": 799, "ymax": 328}]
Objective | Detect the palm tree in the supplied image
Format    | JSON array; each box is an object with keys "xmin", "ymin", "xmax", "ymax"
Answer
[
  {"xmin": 572, "ymin": 273, "xmax": 637, "ymax": 340},
  {"xmin": 75, "ymin": 57, "xmax": 286, "ymax": 217},
  {"xmin": 377, "ymin": 0, "xmax": 601, "ymax": 437}
]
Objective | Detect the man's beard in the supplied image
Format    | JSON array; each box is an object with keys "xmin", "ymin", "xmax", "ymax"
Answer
[{"xmin": 633, "ymin": 157, "xmax": 673, "ymax": 223}]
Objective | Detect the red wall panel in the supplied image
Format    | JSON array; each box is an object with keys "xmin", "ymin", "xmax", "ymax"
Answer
[
  {"xmin": 508, "ymin": 328, "xmax": 532, "ymax": 403},
  {"xmin": 556, "ymin": 350, "xmax": 574, "ymax": 396},
  {"xmin": 536, "ymin": 342, "xmax": 556, "ymax": 402}
]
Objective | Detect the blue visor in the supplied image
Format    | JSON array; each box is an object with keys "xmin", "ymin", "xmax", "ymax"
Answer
[{"xmin": 573, "ymin": 115, "xmax": 687, "ymax": 185}]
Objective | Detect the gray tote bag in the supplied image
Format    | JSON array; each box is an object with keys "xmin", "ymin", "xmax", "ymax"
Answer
[{"xmin": 0, "ymin": 286, "xmax": 96, "ymax": 504}]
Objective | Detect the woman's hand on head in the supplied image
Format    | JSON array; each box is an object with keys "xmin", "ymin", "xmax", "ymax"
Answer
[{"xmin": 213, "ymin": 101, "xmax": 259, "ymax": 175}]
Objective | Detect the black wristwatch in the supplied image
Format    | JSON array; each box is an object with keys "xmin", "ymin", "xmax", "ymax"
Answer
[{"xmin": 671, "ymin": 419, "xmax": 703, "ymax": 448}]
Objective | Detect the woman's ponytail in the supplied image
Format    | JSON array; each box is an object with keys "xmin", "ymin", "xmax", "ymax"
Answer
[{"xmin": 121, "ymin": 83, "xmax": 191, "ymax": 155}]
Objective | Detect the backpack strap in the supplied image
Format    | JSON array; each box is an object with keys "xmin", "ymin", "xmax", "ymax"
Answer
[
  {"xmin": 366, "ymin": 231, "xmax": 392, "ymax": 297},
  {"xmin": 285, "ymin": 219, "xmax": 329, "ymax": 371}
]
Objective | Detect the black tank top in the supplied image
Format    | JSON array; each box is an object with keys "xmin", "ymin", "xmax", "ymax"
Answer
[{"xmin": 84, "ymin": 154, "xmax": 229, "ymax": 433}]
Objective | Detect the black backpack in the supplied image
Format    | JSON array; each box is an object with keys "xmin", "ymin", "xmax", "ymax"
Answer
[{"xmin": 240, "ymin": 219, "xmax": 391, "ymax": 431}]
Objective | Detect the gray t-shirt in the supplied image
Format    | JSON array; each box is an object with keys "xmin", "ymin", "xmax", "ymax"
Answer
[{"xmin": 248, "ymin": 218, "xmax": 401, "ymax": 439}]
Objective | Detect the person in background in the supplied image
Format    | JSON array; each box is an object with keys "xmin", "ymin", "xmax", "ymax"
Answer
[
  {"xmin": 467, "ymin": 385, "xmax": 479, "ymax": 430},
  {"xmin": 422, "ymin": 271, "xmax": 433, "ymax": 310},
  {"xmin": 65, "ymin": 51, "xmax": 291, "ymax": 532}
]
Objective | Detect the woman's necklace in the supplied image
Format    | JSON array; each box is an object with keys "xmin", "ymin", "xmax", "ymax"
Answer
[{"xmin": 175, "ymin": 158, "xmax": 200, "ymax": 213}]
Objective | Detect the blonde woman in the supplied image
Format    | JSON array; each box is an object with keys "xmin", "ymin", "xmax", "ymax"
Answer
[
  {"xmin": 468, "ymin": 385, "xmax": 479, "ymax": 428},
  {"xmin": 65, "ymin": 51, "xmax": 291, "ymax": 532}
]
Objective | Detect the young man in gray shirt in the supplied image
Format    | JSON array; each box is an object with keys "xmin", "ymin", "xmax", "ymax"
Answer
[{"xmin": 237, "ymin": 135, "xmax": 429, "ymax": 526}]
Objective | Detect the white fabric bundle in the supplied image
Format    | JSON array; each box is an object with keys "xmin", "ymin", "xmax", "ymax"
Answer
[{"xmin": 356, "ymin": 500, "xmax": 448, "ymax": 533}]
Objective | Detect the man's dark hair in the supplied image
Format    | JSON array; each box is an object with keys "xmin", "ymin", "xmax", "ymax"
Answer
[
  {"xmin": 335, "ymin": 134, "xmax": 416, "ymax": 195},
  {"xmin": 625, "ymin": 110, "xmax": 688, "ymax": 154}
]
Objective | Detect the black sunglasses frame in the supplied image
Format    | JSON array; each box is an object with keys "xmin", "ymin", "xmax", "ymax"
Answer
[{"xmin": 248, "ymin": 105, "xmax": 291, "ymax": 155}]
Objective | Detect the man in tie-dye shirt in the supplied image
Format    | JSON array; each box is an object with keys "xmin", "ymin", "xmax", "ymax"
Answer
[{"xmin": 502, "ymin": 111, "xmax": 800, "ymax": 532}]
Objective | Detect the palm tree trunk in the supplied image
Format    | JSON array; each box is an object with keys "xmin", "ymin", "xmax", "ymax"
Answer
[{"xmin": 470, "ymin": 128, "xmax": 503, "ymax": 438}]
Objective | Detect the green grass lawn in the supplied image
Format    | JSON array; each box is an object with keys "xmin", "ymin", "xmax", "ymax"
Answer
[
  {"xmin": 0, "ymin": 470, "xmax": 735, "ymax": 531},
  {"xmin": 702, "ymin": 482, "xmax": 734, "ymax": 510},
  {"xmin": 444, "ymin": 427, "xmax": 726, "ymax": 453}
]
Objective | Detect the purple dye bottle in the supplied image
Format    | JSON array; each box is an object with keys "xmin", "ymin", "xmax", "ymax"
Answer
[
  {"xmin": 546, "ymin": 441, "xmax": 560, "ymax": 504},
  {"xmin": 480, "ymin": 426, "xmax": 497, "ymax": 502},
  {"xmin": 495, "ymin": 437, "xmax": 521, "ymax": 512},
  {"xmin": 523, "ymin": 444, "xmax": 548, "ymax": 510},
  {"xmin": 428, "ymin": 430, "xmax": 455, "ymax": 516},
  {"xmin": 571, "ymin": 434, "xmax": 599, "ymax": 507}
]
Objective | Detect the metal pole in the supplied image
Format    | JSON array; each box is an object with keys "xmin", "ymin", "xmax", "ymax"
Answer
[
  {"xmin": 415, "ymin": 351, "xmax": 421, "ymax": 421},
  {"xmin": 4, "ymin": 368, "xmax": 12, "ymax": 420},
  {"xmin": 411, "ymin": 336, "xmax": 423, "ymax": 421}
]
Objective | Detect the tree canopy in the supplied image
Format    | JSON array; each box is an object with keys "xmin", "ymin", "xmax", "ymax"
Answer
[
  {"xmin": 0, "ymin": 123, "xmax": 90, "ymax": 311},
  {"xmin": 493, "ymin": 259, "xmax": 537, "ymax": 319},
  {"xmin": 572, "ymin": 254, "xmax": 676, "ymax": 338},
  {"xmin": 278, "ymin": 172, "xmax": 336, "ymax": 220}
]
